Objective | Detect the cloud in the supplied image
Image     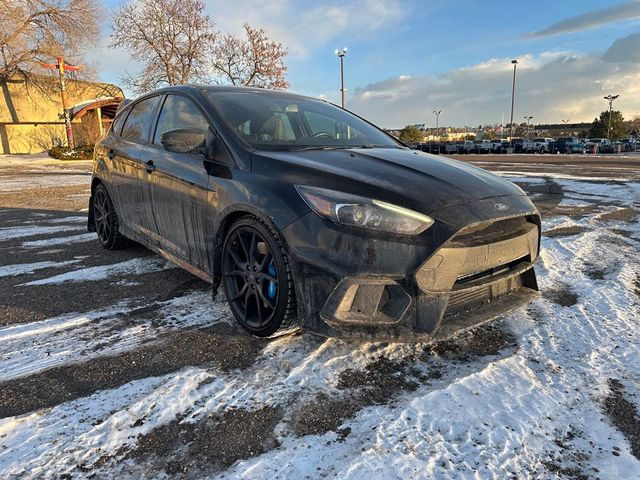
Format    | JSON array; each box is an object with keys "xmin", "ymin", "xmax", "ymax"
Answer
[
  {"xmin": 528, "ymin": 0, "xmax": 640, "ymax": 38},
  {"xmin": 204, "ymin": 0, "xmax": 407, "ymax": 58},
  {"xmin": 344, "ymin": 47, "xmax": 640, "ymax": 128},
  {"xmin": 603, "ymin": 31, "xmax": 640, "ymax": 62}
]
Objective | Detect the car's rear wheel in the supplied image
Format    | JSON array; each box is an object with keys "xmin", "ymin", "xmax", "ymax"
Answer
[
  {"xmin": 92, "ymin": 184, "xmax": 128, "ymax": 250},
  {"xmin": 221, "ymin": 216, "xmax": 296, "ymax": 337}
]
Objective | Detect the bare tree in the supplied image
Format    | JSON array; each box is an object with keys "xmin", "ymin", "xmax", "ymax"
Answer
[
  {"xmin": 111, "ymin": 0, "xmax": 217, "ymax": 94},
  {"xmin": 212, "ymin": 24, "xmax": 288, "ymax": 89},
  {"xmin": 0, "ymin": 0, "xmax": 101, "ymax": 83}
]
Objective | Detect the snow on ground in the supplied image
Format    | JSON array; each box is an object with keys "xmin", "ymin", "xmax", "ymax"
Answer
[
  {"xmin": 0, "ymin": 173, "xmax": 639, "ymax": 479},
  {"xmin": 20, "ymin": 257, "xmax": 176, "ymax": 286},
  {"xmin": 0, "ymin": 259, "xmax": 83, "ymax": 277},
  {"xmin": 0, "ymin": 291, "xmax": 227, "ymax": 381},
  {"xmin": 0, "ymin": 175, "xmax": 91, "ymax": 193},
  {"xmin": 21, "ymin": 232, "xmax": 95, "ymax": 248},
  {"xmin": 0, "ymin": 224, "xmax": 83, "ymax": 241}
]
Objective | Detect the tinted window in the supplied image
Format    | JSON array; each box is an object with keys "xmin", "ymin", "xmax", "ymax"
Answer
[
  {"xmin": 153, "ymin": 95, "xmax": 210, "ymax": 145},
  {"xmin": 110, "ymin": 111, "xmax": 127, "ymax": 137},
  {"xmin": 121, "ymin": 96, "xmax": 160, "ymax": 143},
  {"xmin": 205, "ymin": 91, "xmax": 399, "ymax": 151}
]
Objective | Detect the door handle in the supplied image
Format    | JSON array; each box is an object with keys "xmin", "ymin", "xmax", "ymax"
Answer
[
  {"xmin": 107, "ymin": 149, "xmax": 115, "ymax": 159},
  {"xmin": 145, "ymin": 160, "xmax": 156, "ymax": 173}
]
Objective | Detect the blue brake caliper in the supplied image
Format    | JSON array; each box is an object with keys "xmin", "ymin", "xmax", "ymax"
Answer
[{"xmin": 267, "ymin": 259, "xmax": 277, "ymax": 300}]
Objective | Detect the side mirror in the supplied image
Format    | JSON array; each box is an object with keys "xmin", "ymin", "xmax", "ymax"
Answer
[{"xmin": 160, "ymin": 128, "xmax": 206, "ymax": 154}]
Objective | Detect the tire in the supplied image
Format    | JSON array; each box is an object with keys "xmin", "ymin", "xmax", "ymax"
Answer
[
  {"xmin": 221, "ymin": 216, "xmax": 297, "ymax": 337},
  {"xmin": 92, "ymin": 184, "xmax": 129, "ymax": 250}
]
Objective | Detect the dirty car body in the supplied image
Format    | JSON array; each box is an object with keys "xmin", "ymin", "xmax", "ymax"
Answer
[{"xmin": 89, "ymin": 85, "xmax": 540, "ymax": 341}]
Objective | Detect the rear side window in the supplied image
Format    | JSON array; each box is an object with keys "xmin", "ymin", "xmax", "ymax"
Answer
[
  {"xmin": 110, "ymin": 111, "xmax": 127, "ymax": 137},
  {"xmin": 121, "ymin": 96, "xmax": 161, "ymax": 143},
  {"xmin": 153, "ymin": 95, "xmax": 209, "ymax": 145}
]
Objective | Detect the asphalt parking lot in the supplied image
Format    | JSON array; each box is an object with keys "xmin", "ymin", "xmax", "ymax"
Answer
[{"xmin": 1, "ymin": 154, "xmax": 639, "ymax": 479}]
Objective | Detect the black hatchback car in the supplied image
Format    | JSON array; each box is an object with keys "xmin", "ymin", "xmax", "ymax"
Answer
[{"xmin": 89, "ymin": 86, "xmax": 540, "ymax": 340}]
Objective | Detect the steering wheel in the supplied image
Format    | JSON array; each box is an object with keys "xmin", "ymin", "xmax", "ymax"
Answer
[{"xmin": 313, "ymin": 132, "xmax": 333, "ymax": 139}]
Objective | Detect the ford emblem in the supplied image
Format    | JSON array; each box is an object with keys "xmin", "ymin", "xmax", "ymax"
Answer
[{"xmin": 494, "ymin": 203, "xmax": 509, "ymax": 211}]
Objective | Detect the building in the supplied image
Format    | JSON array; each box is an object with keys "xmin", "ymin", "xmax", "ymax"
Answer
[{"xmin": 0, "ymin": 74, "xmax": 124, "ymax": 154}]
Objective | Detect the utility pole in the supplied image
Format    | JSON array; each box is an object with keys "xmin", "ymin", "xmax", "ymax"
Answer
[
  {"xmin": 433, "ymin": 110, "xmax": 441, "ymax": 129},
  {"xmin": 603, "ymin": 94, "xmax": 620, "ymax": 141},
  {"xmin": 335, "ymin": 48, "xmax": 347, "ymax": 109},
  {"xmin": 42, "ymin": 56, "xmax": 79, "ymax": 148},
  {"xmin": 432, "ymin": 110, "xmax": 442, "ymax": 141},
  {"xmin": 524, "ymin": 115, "xmax": 533, "ymax": 139},
  {"xmin": 509, "ymin": 59, "xmax": 518, "ymax": 146}
]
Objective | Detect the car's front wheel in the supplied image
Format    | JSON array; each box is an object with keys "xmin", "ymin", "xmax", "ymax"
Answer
[
  {"xmin": 221, "ymin": 216, "xmax": 297, "ymax": 337},
  {"xmin": 92, "ymin": 184, "xmax": 129, "ymax": 250}
]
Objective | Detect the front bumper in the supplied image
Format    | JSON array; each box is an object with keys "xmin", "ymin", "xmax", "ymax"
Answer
[{"xmin": 283, "ymin": 195, "xmax": 540, "ymax": 341}]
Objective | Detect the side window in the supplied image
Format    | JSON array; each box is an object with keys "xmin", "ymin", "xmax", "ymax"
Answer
[
  {"xmin": 153, "ymin": 95, "xmax": 209, "ymax": 145},
  {"xmin": 121, "ymin": 96, "xmax": 160, "ymax": 143},
  {"xmin": 110, "ymin": 110, "xmax": 127, "ymax": 137}
]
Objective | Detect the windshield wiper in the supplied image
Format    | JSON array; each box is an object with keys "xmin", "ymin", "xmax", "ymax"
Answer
[{"xmin": 291, "ymin": 145, "xmax": 352, "ymax": 152}]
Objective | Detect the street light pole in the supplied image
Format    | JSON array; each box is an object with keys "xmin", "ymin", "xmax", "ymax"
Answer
[
  {"xmin": 603, "ymin": 94, "xmax": 619, "ymax": 141},
  {"xmin": 524, "ymin": 115, "xmax": 533, "ymax": 140},
  {"xmin": 509, "ymin": 59, "xmax": 518, "ymax": 146},
  {"xmin": 433, "ymin": 110, "xmax": 441, "ymax": 129},
  {"xmin": 561, "ymin": 119, "xmax": 569, "ymax": 137},
  {"xmin": 335, "ymin": 48, "xmax": 348, "ymax": 109}
]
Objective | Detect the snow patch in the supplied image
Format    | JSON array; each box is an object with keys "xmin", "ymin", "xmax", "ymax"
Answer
[{"xmin": 20, "ymin": 257, "xmax": 176, "ymax": 286}]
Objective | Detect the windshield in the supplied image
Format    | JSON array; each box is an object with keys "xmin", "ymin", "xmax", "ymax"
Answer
[{"xmin": 205, "ymin": 90, "xmax": 401, "ymax": 151}]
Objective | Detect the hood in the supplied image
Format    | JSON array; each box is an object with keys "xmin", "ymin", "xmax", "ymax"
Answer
[{"xmin": 253, "ymin": 147, "xmax": 525, "ymax": 214}]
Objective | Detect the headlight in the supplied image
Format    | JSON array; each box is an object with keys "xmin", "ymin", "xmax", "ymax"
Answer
[{"xmin": 296, "ymin": 185, "xmax": 434, "ymax": 235}]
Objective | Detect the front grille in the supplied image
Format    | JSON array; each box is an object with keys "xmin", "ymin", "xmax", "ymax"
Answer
[
  {"xmin": 444, "ymin": 274, "xmax": 523, "ymax": 319},
  {"xmin": 453, "ymin": 255, "xmax": 530, "ymax": 289},
  {"xmin": 447, "ymin": 285, "xmax": 491, "ymax": 312},
  {"xmin": 415, "ymin": 214, "xmax": 539, "ymax": 294},
  {"xmin": 448, "ymin": 217, "xmax": 530, "ymax": 247}
]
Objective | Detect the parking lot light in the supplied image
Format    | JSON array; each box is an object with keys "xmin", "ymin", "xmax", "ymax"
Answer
[
  {"xmin": 603, "ymin": 94, "xmax": 620, "ymax": 141},
  {"xmin": 433, "ymin": 110, "xmax": 442, "ymax": 132},
  {"xmin": 524, "ymin": 115, "xmax": 533, "ymax": 140},
  {"xmin": 509, "ymin": 59, "xmax": 518, "ymax": 146},
  {"xmin": 335, "ymin": 47, "xmax": 348, "ymax": 109}
]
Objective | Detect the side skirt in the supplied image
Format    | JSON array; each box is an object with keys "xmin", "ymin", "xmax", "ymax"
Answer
[{"xmin": 120, "ymin": 224, "xmax": 214, "ymax": 285}]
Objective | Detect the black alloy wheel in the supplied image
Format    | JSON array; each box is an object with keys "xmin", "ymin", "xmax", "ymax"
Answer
[
  {"xmin": 92, "ymin": 184, "xmax": 128, "ymax": 249},
  {"xmin": 222, "ymin": 217, "xmax": 296, "ymax": 337}
]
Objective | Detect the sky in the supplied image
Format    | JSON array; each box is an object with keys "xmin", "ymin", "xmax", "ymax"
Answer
[{"xmin": 91, "ymin": 0, "xmax": 640, "ymax": 129}]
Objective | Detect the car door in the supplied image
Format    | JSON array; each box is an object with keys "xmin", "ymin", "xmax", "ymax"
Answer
[
  {"xmin": 109, "ymin": 95, "xmax": 161, "ymax": 236},
  {"xmin": 140, "ymin": 94, "xmax": 220, "ymax": 272}
]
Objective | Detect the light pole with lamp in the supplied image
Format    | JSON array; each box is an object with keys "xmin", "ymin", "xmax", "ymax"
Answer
[
  {"xmin": 433, "ymin": 110, "xmax": 441, "ymax": 139},
  {"xmin": 524, "ymin": 115, "xmax": 533, "ymax": 140},
  {"xmin": 509, "ymin": 59, "xmax": 518, "ymax": 146},
  {"xmin": 603, "ymin": 94, "xmax": 619, "ymax": 141},
  {"xmin": 335, "ymin": 48, "xmax": 348, "ymax": 109}
]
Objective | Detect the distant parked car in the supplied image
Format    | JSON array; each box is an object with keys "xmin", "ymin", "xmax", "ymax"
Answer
[
  {"xmin": 532, "ymin": 137, "xmax": 554, "ymax": 153},
  {"xmin": 585, "ymin": 138, "xmax": 606, "ymax": 153},
  {"xmin": 513, "ymin": 138, "xmax": 535, "ymax": 153},
  {"xmin": 473, "ymin": 140, "xmax": 492, "ymax": 154},
  {"xmin": 599, "ymin": 141, "xmax": 620, "ymax": 154},
  {"xmin": 620, "ymin": 138, "xmax": 637, "ymax": 152},
  {"xmin": 457, "ymin": 140, "xmax": 475, "ymax": 154},
  {"xmin": 554, "ymin": 137, "xmax": 585, "ymax": 154},
  {"xmin": 489, "ymin": 139, "xmax": 509, "ymax": 154},
  {"xmin": 443, "ymin": 141, "xmax": 459, "ymax": 154}
]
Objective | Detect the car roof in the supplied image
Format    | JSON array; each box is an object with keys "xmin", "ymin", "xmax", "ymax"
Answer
[{"xmin": 148, "ymin": 84, "xmax": 315, "ymax": 101}]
